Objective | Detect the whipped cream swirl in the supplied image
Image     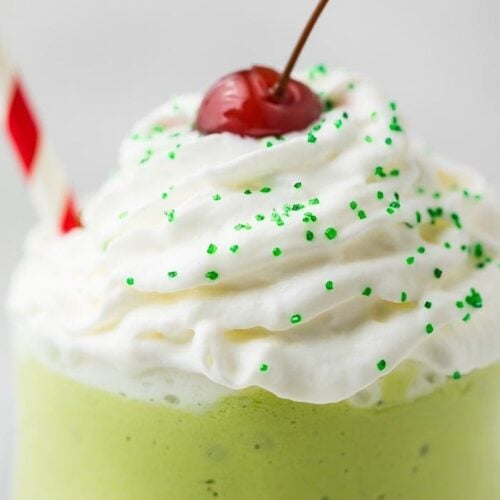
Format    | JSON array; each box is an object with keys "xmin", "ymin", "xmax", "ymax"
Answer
[{"xmin": 8, "ymin": 67, "xmax": 500, "ymax": 404}]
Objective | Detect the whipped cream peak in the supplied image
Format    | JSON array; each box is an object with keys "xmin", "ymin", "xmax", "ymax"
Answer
[{"xmin": 8, "ymin": 66, "xmax": 500, "ymax": 404}]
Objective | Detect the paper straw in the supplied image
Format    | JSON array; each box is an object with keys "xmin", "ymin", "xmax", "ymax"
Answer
[{"xmin": 0, "ymin": 44, "xmax": 80, "ymax": 233}]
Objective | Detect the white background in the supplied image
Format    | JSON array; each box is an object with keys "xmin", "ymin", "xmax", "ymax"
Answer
[{"xmin": 0, "ymin": 0, "xmax": 499, "ymax": 496}]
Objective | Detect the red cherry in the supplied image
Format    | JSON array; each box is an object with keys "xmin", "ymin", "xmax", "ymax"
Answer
[{"xmin": 195, "ymin": 66, "xmax": 323, "ymax": 138}]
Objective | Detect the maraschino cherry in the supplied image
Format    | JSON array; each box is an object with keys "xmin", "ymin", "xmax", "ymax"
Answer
[{"xmin": 195, "ymin": 0, "xmax": 330, "ymax": 138}]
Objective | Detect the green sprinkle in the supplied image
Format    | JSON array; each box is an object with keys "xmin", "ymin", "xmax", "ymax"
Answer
[
  {"xmin": 434, "ymin": 268, "xmax": 443, "ymax": 279},
  {"xmin": 401, "ymin": 291, "xmax": 408, "ymax": 303},
  {"xmin": 465, "ymin": 288, "xmax": 483, "ymax": 308},
  {"xmin": 207, "ymin": 243, "xmax": 218, "ymax": 255},
  {"xmin": 428, "ymin": 207, "xmax": 444, "ymax": 221},
  {"xmin": 389, "ymin": 101, "xmax": 397, "ymax": 111},
  {"xmin": 463, "ymin": 313, "xmax": 471, "ymax": 322},
  {"xmin": 433, "ymin": 192, "xmax": 442, "ymax": 200},
  {"xmin": 126, "ymin": 277, "xmax": 135, "ymax": 286},
  {"xmin": 385, "ymin": 137, "xmax": 393, "ymax": 145},
  {"xmin": 309, "ymin": 63, "xmax": 328, "ymax": 80},
  {"xmin": 164, "ymin": 209, "xmax": 175, "ymax": 222},
  {"xmin": 358, "ymin": 210, "xmax": 367, "ymax": 220},
  {"xmin": 377, "ymin": 191, "xmax": 384, "ymax": 200},
  {"xmin": 365, "ymin": 135, "xmax": 373, "ymax": 143},
  {"xmin": 390, "ymin": 169, "xmax": 400, "ymax": 177},
  {"xmin": 255, "ymin": 214, "xmax": 265, "ymax": 222},
  {"xmin": 139, "ymin": 149, "xmax": 153, "ymax": 164},
  {"xmin": 324, "ymin": 99, "xmax": 335, "ymax": 112},
  {"xmin": 302, "ymin": 212, "xmax": 318, "ymax": 223},
  {"xmin": 234, "ymin": 223, "xmax": 252, "ymax": 231},
  {"xmin": 389, "ymin": 122, "xmax": 403, "ymax": 133},
  {"xmin": 416, "ymin": 211, "xmax": 422, "ymax": 224},
  {"xmin": 271, "ymin": 210, "xmax": 285, "ymax": 227},
  {"xmin": 349, "ymin": 201, "xmax": 358, "ymax": 210},
  {"xmin": 294, "ymin": 182, "xmax": 302, "ymax": 189},
  {"xmin": 260, "ymin": 186, "xmax": 272, "ymax": 193},
  {"xmin": 243, "ymin": 189, "xmax": 252, "ymax": 195},
  {"xmin": 290, "ymin": 314, "xmax": 302, "ymax": 324},
  {"xmin": 451, "ymin": 212, "xmax": 462, "ymax": 229},
  {"xmin": 386, "ymin": 207, "xmax": 395, "ymax": 215},
  {"xmin": 272, "ymin": 247, "xmax": 282, "ymax": 257},
  {"xmin": 212, "ymin": 194, "xmax": 222, "ymax": 201},
  {"xmin": 424, "ymin": 301, "xmax": 433, "ymax": 309},
  {"xmin": 309, "ymin": 198, "xmax": 320, "ymax": 205},
  {"xmin": 473, "ymin": 243, "xmax": 484, "ymax": 258},
  {"xmin": 325, "ymin": 280, "xmax": 335, "ymax": 291},
  {"xmin": 425, "ymin": 323, "xmax": 434, "ymax": 334},
  {"xmin": 292, "ymin": 203, "xmax": 305, "ymax": 211},
  {"xmin": 152, "ymin": 124, "xmax": 165, "ymax": 133},
  {"xmin": 343, "ymin": 112, "xmax": 349, "ymax": 119},
  {"xmin": 452, "ymin": 371, "xmax": 461, "ymax": 380},
  {"xmin": 362, "ymin": 287, "xmax": 373, "ymax": 297},
  {"xmin": 168, "ymin": 151, "xmax": 176, "ymax": 160},
  {"xmin": 389, "ymin": 116, "xmax": 404, "ymax": 132},
  {"xmin": 374, "ymin": 166, "xmax": 386, "ymax": 177},
  {"xmin": 229, "ymin": 245, "xmax": 239, "ymax": 254},
  {"xmin": 205, "ymin": 271, "xmax": 219, "ymax": 281},
  {"xmin": 307, "ymin": 132, "xmax": 317, "ymax": 144},
  {"xmin": 167, "ymin": 271, "xmax": 178, "ymax": 279},
  {"xmin": 406, "ymin": 256, "xmax": 415, "ymax": 265},
  {"xmin": 334, "ymin": 119, "xmax": 343, "ymax": 129},
  {"xmin": 456, "ymin": 301, "xmax": 465, "ymax": 309},
  {"xmin": 324, "ymin": 227, "xmax": 338, "ymax": 240},
  {"xmin": 265, "ymin": 141, "xmax": 273, "ymax": 148},
  {"xmin": 306, "ymin": 230, "xmax": 315, "ymax": 242},
  {"xmin": 417, "ymin": 246, "xmax": 426, "ymax": 254},
  {"xmin": 260, "ymin": 363, "xmax": 269, "ymax": 372},
  {"xmin": 377, "ymin": 359, "xmax": 387, "ymax": 371},
  {"xmin": 161, "ymin": 192, "xmax": 168, "ymax": 200},
  {"xmin": 371, "ymin": 111, "xmax": 378, "ymax": 120}
]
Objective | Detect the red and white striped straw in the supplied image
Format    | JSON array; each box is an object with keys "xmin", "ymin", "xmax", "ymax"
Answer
[{"xmin": 0, "ymin": 44, "xmax": 80, "ymax": 233}]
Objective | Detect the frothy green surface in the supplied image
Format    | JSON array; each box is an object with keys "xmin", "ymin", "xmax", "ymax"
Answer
[{"xmin": 16, "ymin": 360, "xmax": 500, "ymax": 500}]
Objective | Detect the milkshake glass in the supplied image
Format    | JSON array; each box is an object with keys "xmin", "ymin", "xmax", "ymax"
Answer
[{"xmin": 9, "ymin": 66, "xmax": 500, "ymax": 499}]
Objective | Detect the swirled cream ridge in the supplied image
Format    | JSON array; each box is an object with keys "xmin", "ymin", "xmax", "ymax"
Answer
[{"xmin": 8, "ymin": 66, "xmax": 500, "ymax": 404}]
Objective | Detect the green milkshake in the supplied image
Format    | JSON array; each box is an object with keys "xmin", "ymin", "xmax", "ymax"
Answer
[
  {"xmin": 15, "ymin": 357, "xmax": 500, "ymax": 500},
  {"xmin": 8, "ymin": 63, "xmax": 500, "ymax": 500}
]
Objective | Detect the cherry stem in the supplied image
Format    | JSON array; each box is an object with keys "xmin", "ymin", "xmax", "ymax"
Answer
[{"xmin": 273, "ymin": 0, "xmax": 330, "ymax": 100}]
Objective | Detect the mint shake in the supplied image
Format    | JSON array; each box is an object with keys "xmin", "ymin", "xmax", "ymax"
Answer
[{"xmin": 8, "ymin": 65, "xmax": 500, "ymax": 499}]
